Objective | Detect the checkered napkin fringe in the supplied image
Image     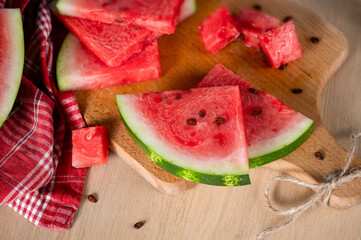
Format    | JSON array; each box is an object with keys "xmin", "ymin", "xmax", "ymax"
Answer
[{"xmin": 0, "ymin": 0, "xmax": 87, "ymax": 231}]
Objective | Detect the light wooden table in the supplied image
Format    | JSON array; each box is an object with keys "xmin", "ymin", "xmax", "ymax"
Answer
[{"xmin": 1, "ymin": 0, "xmax": 361, "ymax": 239}]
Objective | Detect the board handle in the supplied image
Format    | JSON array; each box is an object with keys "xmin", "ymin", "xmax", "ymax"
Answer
[{"xmin": 264, "ymin": 123, "xmax": 361, "ymax": 209}]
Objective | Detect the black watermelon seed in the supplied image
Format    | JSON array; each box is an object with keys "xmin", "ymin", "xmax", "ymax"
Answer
[
  {"xmin": 283, "ymin": 16, "xmax": 293, "ymax": 22},
  {"xmin": 252, "ymin": 4, "xmax": 262, "ymax": 10},
  {"xmin": 187, "ymin": 118, "xmax": 197, "ymax": 125},
  {"xmin": 87, "ymin": 194, "xmax": 97, "ymax": 203},
  {"xmin": 279, "ymin": 64, "xmax": 288, "ymax": 71},
  {"xmin": 239, "ymin": 34, "xmax": 245, "ymax": 41},
  {"xmin": 134, "ymin": 221, "xmax": 145, "ymax": 229},
  {"xmin": 252, "ymin": 110, "xmax": 262, "ymax": 116},
  {"xmin": 265, "ymin": 29, "xmax": 270, "ymax": 32},
  {"xmin": 199, "ymin": 110, "xmax": 206, "ymax": 118},
  {"xmin": 115, "ymin": 19, "xmax": 124, "ymax": 23},
  {"xmin": 315, "ymin": 151, "xmax": 324, "ymax": 160},
  {"xmin": 310, "ymin": 37, "xmax": 320, "ymax": 44},
  {"xmin": 249, "ymin": 88, "xmax": 259, "ymax": 94},
  {"xmin": 215, "ymin": 117, "xmax": 226, "ymax": 125},
  {"xmin": 291, "ymin": 88, "xmax": 303, "ymax": 94}
]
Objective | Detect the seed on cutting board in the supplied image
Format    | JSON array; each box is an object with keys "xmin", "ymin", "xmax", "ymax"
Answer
[
  {"xmin": 87, "ymin": 194, "xmax": 97, "ymax": 203},
  {"xmin": 283, "ymin": 16, "xmax": 293, "ymax": 22},
  {"xmin": 278, "ymin": 64, "xmax": 288, "ymax": 71},
  {"xmin": 315, "ymin": 151, "xmax": 324, "ymax": 160},
  {"xmin": 291, "ymin": 88, "xmax": 303, "ymax": 94},
  {"xmin": 310, "ymin": 37, "xmax": 320, "ymax": 44},
  {"xmin": 252, "ymin": 4, "xmax": 262, "ymax": 10},
  {"xmin": 134, "ymin": 221, "xmax": 145, "ymax": 229},
  {"xmin": 249, "ymin": 88, "xmax": 259, "ymax": 94}
]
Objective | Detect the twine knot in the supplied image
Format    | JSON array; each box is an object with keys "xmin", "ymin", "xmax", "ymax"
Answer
[{"xmin": 256, "ymin": 132, "xmax": 361, "ymax": 240}]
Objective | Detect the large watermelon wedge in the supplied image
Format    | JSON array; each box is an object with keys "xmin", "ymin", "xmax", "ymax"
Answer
[
  {"xmin": 56, "ymin": 34, "xmax": 161, "ymax": 91},
  {"xmin": 196, "ymin": 64, "xmax": 314, "ymax": 168},
  {"xmin": 54, "ymin": 0, "xmax": 184, "ymax": 34},
  {"xmin": 54, "ymin": 14, "xmax": 160, "ymax": 67},
  {"xmin": 0, "ymin": 9, "xmax": 24, "ymax": 128},
  {"xmin": 116, "ymin": 86, "xmax": 250, "ymax": 186}
]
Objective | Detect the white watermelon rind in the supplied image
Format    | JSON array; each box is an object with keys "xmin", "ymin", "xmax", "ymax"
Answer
[
  {"xmin": 0, "ymin": 9, "xmax": 24, "ymax": 128},
  {"xmin": 249, "ymin": 120, "xmax": 314, "ymax": 168},
  {"xmin": 179, "ymin": 0, "xmax": 196, "ymax": 22},
  {"xmin": 116, "ymin": 95, "xmax": 250, "ymax": 186}
]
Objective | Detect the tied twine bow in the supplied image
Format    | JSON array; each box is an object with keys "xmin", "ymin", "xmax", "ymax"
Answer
[{"xmin": 256, "ymin": 132, "xmax": 361, "ymax": 240}]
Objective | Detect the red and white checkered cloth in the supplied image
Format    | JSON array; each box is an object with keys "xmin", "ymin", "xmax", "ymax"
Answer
[{"xmin": 0, "ymin": 0, "xmax": 87, "ymax": 231}]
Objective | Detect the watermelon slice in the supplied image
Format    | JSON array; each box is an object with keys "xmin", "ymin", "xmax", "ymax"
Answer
[
  {"xmin": 198, "ymin": 5, "xmax": 240, "ymax": 54},
  {"xmin": 259, "ymin": 21, "xmax": 302, "ymax": 68},
  {"xmin": 179, "ymin": 0, "xmax": 197, "ymax": 22},
  {"xmin": 54, "ymin": 14, "xmax": 160, "ymax": 67},
  {"xmin": 196, "ymin": 64, "xmax": 314, "ymax": 168},
  {"xmin": 234, "ymin": 8, "xmax": 280, "ymax": 50},
  {"xmin": 72, "ymin": 126, "xmax": 109, "ymax": 168},
  {"xmin": 0, "ymin": 9, "xmax": 24, "ymax": 128},
  {"xmin": 116, "ymin": 86, "xmax": 250, "ymax": 186},
  {"xmin": 55, "ymin": 0, "xmax": 184, "ymax": 34},
  {"xmin": 56, "ymin": 34, "xmax": 161, "ymax": 91}
]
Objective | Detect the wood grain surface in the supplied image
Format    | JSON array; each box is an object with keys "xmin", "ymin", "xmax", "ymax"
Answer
[
  {"xmin": 75, "ymin": 0, "xmax": 359, "ymax": 208},
  {"xmin": 1, "ymin": 0, "xmax": 361, "ymax": 239}
]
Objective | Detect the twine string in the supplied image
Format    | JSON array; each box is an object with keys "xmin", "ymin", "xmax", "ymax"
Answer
[{"xmin": 256, "ymin": 132, "xmax": 361, "ymax": 240}]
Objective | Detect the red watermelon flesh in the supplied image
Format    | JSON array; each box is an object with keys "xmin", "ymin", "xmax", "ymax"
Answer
[
  {"xmin": 72, "ymin": 126, "xmax": 109, "ymax": 168},
  {"xmin": 198, "ymin": 5, "xmax": 240, "ymax": 54},
  {"xmin": 259, "ymin": 21, "xmax": 302, "ymax": 68},
  {"xmin": 55, "ymin": 14, "xmax": 161, "ymax": 67},
  {"xmin": 235, "ymin": 8, "xmax": 280, "ymax": 50},
  {"xmin": 55, "ymin": 0, "xmax": 184, "ymax": 34},
  {"xmin": 56, "ymin": 34, "xmax": 161, "ymax": 91},
  {"xmin": 116, "ymin": 86, "xmax": 250, "ymax": 186},
  {"xmin": 196, "ymin": 64, "xmax": 313, "ymax": 168}
]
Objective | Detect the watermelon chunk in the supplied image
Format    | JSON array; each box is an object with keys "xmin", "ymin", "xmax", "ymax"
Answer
[
  {"xmin": 198, "ymin": 5, "xmax": 240, "ymax": 54},
  {"xmin": 196, "ymin": 64, "xmax": 314, "ymax": 168},
  {"xmin": 0, "ymin": 9, "xmax": 24, "ymax": 128},
  {"xmin": 116, "ymin": 86, "xmax": 250, "ymax": 186},
  {"xmin": 54, "ymin": 14, "xmax": 160, "ymax": 67},
  {"xmin": 259, "ymin": 21, "xmax": 302, "ymax": 68},
  {"xmin": 56, "ymin": 34, "xmax": 161, "ymax": 91},
  {"xmin": 72, "ymin": 126, "xmax": 109, "ymax": 168},
  {"xmin": 235, "ymin": 8, "xmax": 280, "ymax": 50},
  {"xmin": 179, "ymin": 0, "xmax": 197, "ymax": 22},
  {"xmin": 55, "ymin": 0, "xmax": 184, "ymax": 34}
]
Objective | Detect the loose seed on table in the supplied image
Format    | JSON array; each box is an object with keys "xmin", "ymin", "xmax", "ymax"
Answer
[
  {"xmin": 87, "ymin": 194, "xmax": 97, "ymax": 203},
  {"xmin": 134, "ymin": 221, "xmax": 145, "ymax": 229}
]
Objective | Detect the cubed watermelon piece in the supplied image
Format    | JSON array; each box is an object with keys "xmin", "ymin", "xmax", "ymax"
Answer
[
  {"xmin": 259, "ymin": 21, "xmax": 302, "ymax": 68},
  {"xmin": 235, "ymin": 8, "xmax": 280, "ymax": 50},
  {"xmin": 72, "ymin": 126, "xmax": 109, "ymax": 168},
  {"xmin": 198, "ymin": 6, "xmax": 240, "ymax": 54}
]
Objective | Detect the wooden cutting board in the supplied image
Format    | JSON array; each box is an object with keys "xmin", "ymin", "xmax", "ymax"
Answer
[{"xmin": 75, "ymin": 0, "xmax": 360, "ymax": 209}]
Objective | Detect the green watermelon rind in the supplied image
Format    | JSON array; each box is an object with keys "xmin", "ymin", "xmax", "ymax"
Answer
[
  {"xmin": 249, "ymin": 121, "xmax": 314, "ymax": 168},
  {"xmin": 116, "ymin": 96, "xmax": 250, "ymax": 187},
  {"xmin": 0, "ymin": 9, "xmax": 24, "ymax": 128},
  {"xmin": 56, "ymin": 33, "xmax": 73, "ymax": 92}
]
